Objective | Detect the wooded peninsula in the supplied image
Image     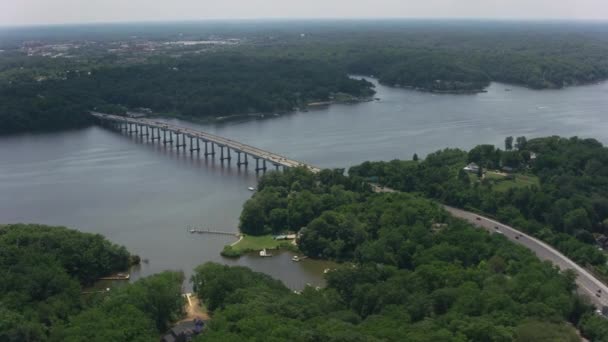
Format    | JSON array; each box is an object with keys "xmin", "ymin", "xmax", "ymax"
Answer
[{"xmin": 1, "ymin": 21, "xmax": 608, "ymax": 134}]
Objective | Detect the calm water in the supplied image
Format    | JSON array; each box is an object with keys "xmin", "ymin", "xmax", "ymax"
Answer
[{"xmin": 1, "ymin": 78, "xmax": 607, "ymax": 289}]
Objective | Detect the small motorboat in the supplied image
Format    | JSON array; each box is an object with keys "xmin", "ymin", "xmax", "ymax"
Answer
[
  {"xmin": 259, "ymin": 249, "xmax": 272, "ymax": 257},
  {"xmin": 323, "ymin": 268, "xmax": 330, "ymax": 274},
  {"xmin": 291, "ymin": 255, "xmax": 300, "ymax": 262},
  {"xmin": 248, "ymin": 187, "xmax": 256, "ymax": 191}
]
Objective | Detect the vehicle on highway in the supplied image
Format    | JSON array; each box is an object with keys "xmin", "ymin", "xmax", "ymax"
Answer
[{"xmin": 476, "ymin": 217, "xmax": 481, "ymax": 221}]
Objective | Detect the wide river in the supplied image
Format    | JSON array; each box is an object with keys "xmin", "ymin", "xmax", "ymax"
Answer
[{"xmin": 1, "ymin": 78, "xmax": 608, "ymax": 289}]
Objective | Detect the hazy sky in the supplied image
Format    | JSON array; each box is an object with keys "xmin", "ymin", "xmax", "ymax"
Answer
[{"xmin": 2, "ymin": 0, "xmax": 607, "ymax": 26}]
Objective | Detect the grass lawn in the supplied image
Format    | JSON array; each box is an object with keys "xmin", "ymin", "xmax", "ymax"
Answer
[
  {"xmin": 221, "ymin": 234, "xmax": 296, "ymax": 258},
  {"xmin": 492, "ymin": 174, "xmax": 540, "ymax": 192}
]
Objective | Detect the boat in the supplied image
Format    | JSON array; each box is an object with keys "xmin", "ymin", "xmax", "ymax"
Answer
[
  {"xmin": 323, "ymin": 268, "xmax": 330, "ymax": 274},
  {"xmin": 248, "ymin": 187, "xmax": 256, "ymax": 191},
  {"xmin": 259, "ymin": 249, "xmax": 272, "ymax": 257},
  {"xmin": 291, "ymin": 255, "xmax": 300, "ymax": 262}
]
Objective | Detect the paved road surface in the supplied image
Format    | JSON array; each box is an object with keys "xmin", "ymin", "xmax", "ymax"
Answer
[
  {"xmin": 92, "ymin": 112, "xmax": 321, "ymax": 172},
  {"xmin": 370, "ymin": 184, "xmax": 608, "ymax": 309},
  {"xmin": 445, "ymin": 205, "xmax": 608, "ymax": 309}
]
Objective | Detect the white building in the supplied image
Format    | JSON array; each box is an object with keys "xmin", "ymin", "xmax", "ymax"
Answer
[{"xmin": 463, "ymin": 162, "xmax": 480, "ymax": 173}]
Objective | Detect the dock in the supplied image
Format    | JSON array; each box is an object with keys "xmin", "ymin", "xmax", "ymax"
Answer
[
  {"xmin": 188, "ymin": 227, "xmax": 240, "ymax": 237},
  {"xmin": 98, "ymin": 272, "xmax": 130, "ymax": 280}
]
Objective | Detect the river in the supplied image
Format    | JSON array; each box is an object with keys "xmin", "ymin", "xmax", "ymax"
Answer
[{"xmin": 1, "ymin": 77, "xmax": 607, "ymax": 289}]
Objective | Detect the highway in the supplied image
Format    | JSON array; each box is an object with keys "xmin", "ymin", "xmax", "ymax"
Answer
[
  {"xmin": 446, "ymin": 206, "xmax": 608, "ymax": 308},
  {"xmin": 370, "ymin": 184, "xmax": 608, "ymax": 308}
]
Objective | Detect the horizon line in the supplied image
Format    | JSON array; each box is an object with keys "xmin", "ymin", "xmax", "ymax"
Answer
[{"xmin": 2, "ymin": 16, "xmax": 608, "ymax": 29}]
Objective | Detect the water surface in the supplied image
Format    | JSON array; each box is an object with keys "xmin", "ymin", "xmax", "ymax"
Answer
[{"xmin": 1, "ymin": 78, "xmax": 607, "ymax": 289}]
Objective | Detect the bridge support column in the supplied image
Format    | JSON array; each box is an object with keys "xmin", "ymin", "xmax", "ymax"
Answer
[
  {"xmin": 189, "ymin": 137, "xmax": 200, "ymax": 152},
  {"xmin": 163, "ymin": 130, "xmax": 167, "ymax": 145},
  {"xmin": 255, "ymin": 158, "xmax": 267, "ymax": 172},
  {"xmin": 237, "ymin": 152, "xmax": 248, "ymax": 167},
  {"xmin": 220, "ymin": 146, "xmax": 231, "ymax": 162},
  {"xmin": 205, "ymin": 142, "xmax": 215, "ymax": 157},
  {"xmin": 175, "ymin": 133, "xmax": 185, "ymax": 149},
  {"xmin": 274, "ymin": 164, "xmax": 280, "ymax": 171},
  {"xmin": 151, "ymin": 127, "xmax": 160, "ymax": 141}
]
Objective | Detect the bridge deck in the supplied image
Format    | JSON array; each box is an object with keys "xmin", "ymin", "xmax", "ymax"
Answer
[{"xmin": 91, "ymin": 112, "xmax": 320, "ymax": 172}]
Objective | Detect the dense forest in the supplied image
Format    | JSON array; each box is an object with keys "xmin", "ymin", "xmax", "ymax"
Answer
[
  {"xmin": 0, "ymin": 54, "xmax": 374, "ymax": 134},
  {"xmin": 0, "ymin": 224, "xmax": 184, "ymax": 341},
  {"xmin": 2, "ymin": 21, "xmax": 608, "ymax": 134},
  {"xmin": 6, "ymin": 161, "xmax": 608, "ymax": 340},
  {"xmin": 349, "ymin": 136, "xmax": 608, "ymax": 279},
  {"xmin": 205, "ymin": 168, "xmax": 608, "ymax": 340}
]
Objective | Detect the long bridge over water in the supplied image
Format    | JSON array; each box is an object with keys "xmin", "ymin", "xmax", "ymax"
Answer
[{"xmin": 91, "ymin": 113, "xmax": 321, "ymax": 173}]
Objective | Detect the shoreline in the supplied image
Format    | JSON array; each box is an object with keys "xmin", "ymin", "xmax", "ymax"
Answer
[{"xmin": 148, "ymin": 95, "xmax": 376, "ymax": 125}]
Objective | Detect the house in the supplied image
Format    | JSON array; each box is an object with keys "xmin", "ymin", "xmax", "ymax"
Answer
[
  {"xmin": 463, "ymin": 162, "xmax": 480, "ymax": 173},
  {"xmin": 161, "ymin": 319, "xmax": 205, "ymax": 342}
]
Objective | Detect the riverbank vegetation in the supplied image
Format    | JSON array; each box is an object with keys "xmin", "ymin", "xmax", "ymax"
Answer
[
  {"xmin": 2, "ymin": 21, "xmax": 608, "ymax": 134},
  {"xmin": 196, "ymin": 170, "xmax": 608, "ymax": 340},
  {"xmin": 0, "ymin": 224, "xmax": 184, "ymax": 341},
  {"xmin": 0, "ymin": 54, "xmax": 374, "ymax": 135},
  {"xmin": 350, "ymin": 136, "xmax": 608, "ymax": 280}
]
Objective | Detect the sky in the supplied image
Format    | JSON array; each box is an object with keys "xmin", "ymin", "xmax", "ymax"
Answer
[{"xmin": 1, "ymin": 0, "xmax": 607, "ymax": 26}]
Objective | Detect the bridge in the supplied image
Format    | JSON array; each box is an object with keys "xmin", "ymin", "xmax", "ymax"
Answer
[{"xmin": 91, "ymin": 112, "xmax": 321, "ymax": 173}]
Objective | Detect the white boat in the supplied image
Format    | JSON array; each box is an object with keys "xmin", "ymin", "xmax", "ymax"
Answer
[
  {"xmin": 291, "ymin": 255, "xmax": 300, "ymax": 262},
  {"xmin": 248, "ymin": 187, "xmax": 256, "ymax": 191},
  {"xmin": 323, "ymin": 268, "xmax": 330, "ymax": 274},
  {"xmin": 259, "ymin": 248, "xmax": 272, "ymax": 257}
]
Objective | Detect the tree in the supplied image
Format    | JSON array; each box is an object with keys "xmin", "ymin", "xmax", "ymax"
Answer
[
  {"xmin": 505, "ymin": 136, "xmax": 514, "ymax": 151},
  {"xmin": 515, "ymin": 136, "xmax": 528, "ymax": 150},
  {"xmin": 563, "ymin": 208, "xmax": 591, "ymax": 234},
  {"xmin": 458, "ymin": 169, "xmax": 471, "ymax": 185},
  {"xmin": 239, "ymin": 200, "xmax": 267, "ymax": 235},
  {"xmin": 413, "ymin": 153, "xmax": 419, "ymax": 161}
]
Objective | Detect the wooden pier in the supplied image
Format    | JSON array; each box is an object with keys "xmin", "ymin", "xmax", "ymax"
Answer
[{"xmin": 188, "ymin": 227, "xmax": 240, "ymax": 237}]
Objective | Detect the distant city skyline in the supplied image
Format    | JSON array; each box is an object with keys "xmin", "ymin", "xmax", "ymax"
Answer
[{"xmin": 2, "ymin": 0, "xmax": 608, "ymax": 26}]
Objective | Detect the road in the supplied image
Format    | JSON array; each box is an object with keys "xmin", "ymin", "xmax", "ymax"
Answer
[
  {"xmin": 91, "ymin": 112, "xmax": 321, "ymax": 172},
  {"xmin": 370, "ymin": 184, "xmax": 608, "ymax": 308},
  {"xmin": 446, "ymin": 205, "xmax": 608, "ymax": 308}
]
